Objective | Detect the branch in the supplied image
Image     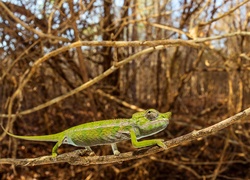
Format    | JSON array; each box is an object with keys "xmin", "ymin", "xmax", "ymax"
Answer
[
  {"xmin": 1, "ymin": 107, "xmax": 249, "ymax": 166},
  {"xmin": 1, "ymin": 41, "xmax": 198, "ymax": 119},
  {"xmin": 0, "ymin": 1, "xmax": 69, "ymax": 42},
  {"xmin": 199, "ymin": 0, "xmax": 250, "ymax": 27},
  {"xmin": 2, "ymin": 31, "xmax": 250, "ymax": 118},
  {"xmin": 95, "ymin": 89, "xmax": 145, "ymax": 112}
]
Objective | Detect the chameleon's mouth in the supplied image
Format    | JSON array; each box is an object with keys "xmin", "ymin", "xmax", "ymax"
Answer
[{"xmin": 161, "ymin": 112, "xmax": 172, "ymax": 119}]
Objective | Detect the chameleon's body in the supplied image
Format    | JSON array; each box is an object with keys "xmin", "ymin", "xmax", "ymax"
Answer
[{"xmin": 2, "ymin": 109, "xmax": 171, "ymax": 156}]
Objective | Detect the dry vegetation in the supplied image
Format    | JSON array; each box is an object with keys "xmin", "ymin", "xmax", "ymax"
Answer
[{"xmin": 0, "ymin": 0, "xmax": 250, "ymax": 179}]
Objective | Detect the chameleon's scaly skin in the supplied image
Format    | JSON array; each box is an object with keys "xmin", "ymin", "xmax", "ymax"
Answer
[{"xmin": 2, "ymin": 109, "xmax": 171, "ymax": 156}]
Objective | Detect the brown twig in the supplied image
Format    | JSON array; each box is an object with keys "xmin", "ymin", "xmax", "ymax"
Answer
[
  {"xmin": 95, "ymin": 89, "xmax": 144, "ymax": 112},
  {"xmin": 199, "ymin": 0, "xmax": 250, "ymax": 27}
]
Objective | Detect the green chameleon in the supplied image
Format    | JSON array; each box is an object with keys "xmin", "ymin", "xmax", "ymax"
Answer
[{"xmin": 2, "ymin": 109, "xmax": 171, "ymax": 157}]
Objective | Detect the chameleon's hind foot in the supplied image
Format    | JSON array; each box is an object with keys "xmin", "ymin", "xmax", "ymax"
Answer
[
  {"xmin": 85, "ymin": 146, "xmax": 96, "ymax": 156},
  {"xmin": 51, "ymin": 152, "xmax": 58, "ymax": 157},
  {"xmin": 111, "ymin": 143, "xmax": 121, "ymax": 155},
  {"xmin": 113, "ymin": 150, "xmax": 120, "ymax": 156}
]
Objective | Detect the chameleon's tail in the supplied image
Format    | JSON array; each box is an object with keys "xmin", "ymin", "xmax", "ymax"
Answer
[{"xmin": 1, "ymin": 124, "xmax": 61, "ymax": 142}]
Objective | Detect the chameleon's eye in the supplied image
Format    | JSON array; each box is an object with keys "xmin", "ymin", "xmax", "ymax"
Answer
[{"xmin": 145, "ymin": 109, "xmax": 159, "ymax": 120}]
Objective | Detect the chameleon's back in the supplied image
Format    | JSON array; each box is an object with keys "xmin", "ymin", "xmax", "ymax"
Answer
[{"xmin": 64, "ymin": 119, "xmax": 133, "ymax": 147}]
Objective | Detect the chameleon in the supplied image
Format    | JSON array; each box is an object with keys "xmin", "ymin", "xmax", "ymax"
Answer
[{"xmin": 1, "ymin": 109, "xmax": 171, "ymax": 157}]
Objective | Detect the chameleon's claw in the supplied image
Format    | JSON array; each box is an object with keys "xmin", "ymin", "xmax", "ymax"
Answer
[
  {"xmin": 89, "ymin": 151, "xmax": 96, "ymax": 156},
  {"xmin": 85, "ymin": 146, "xmax": 96, "ymax": 156},
  {"xmin": 156, "ymin": 139, "xmax": 167, "ymax": 149},
  {"xmin": 113, "ymin": 150, "xmax": 121, "ymax": 156}
]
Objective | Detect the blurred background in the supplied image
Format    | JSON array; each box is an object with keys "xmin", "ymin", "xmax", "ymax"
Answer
[{"xmin": 0, "ymin": 0, "xmax": 250, "ymax": 179}]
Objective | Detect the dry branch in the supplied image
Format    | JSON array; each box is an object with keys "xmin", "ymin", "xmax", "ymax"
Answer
[
  {"xmin": 1, "ymin": 31, "xmax": 250, "ymax": 119},
  {"xmin": 1, "ymin": 43, "xmax": 195, "ymax": 119},
  {"xmin": 199, "ymin": 0, "xmax": 250, "ymax": 27},
  {"xmin": 0, "ymin": 107, "xmax": 249, "ymax": 166},
  {"xmin": 0, "ymin": 1, "xmax": 69, "ymax": 42}
]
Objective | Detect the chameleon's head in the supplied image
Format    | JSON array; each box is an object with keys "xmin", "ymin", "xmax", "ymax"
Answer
[{"xmin": 132, "ymin": 109, "xmax": 171, "ymax": 138}]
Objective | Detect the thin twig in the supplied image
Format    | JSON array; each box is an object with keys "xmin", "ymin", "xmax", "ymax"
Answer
[
  {"xmin": 95, "ymin": 89, "xmax": 144, "ymax": 112},
  {"xmin": 199, "ymin": 0, "xmax": 250, "ymax": 27}
]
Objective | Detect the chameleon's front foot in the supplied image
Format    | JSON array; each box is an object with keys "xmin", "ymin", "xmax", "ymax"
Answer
[
  {"xmin": 130, "ymin": 130, "xmax": 167, "ymax": 150},
  {"xmin": 155, "ymin": 139, "xmax": 167, "ymax": 149}
]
